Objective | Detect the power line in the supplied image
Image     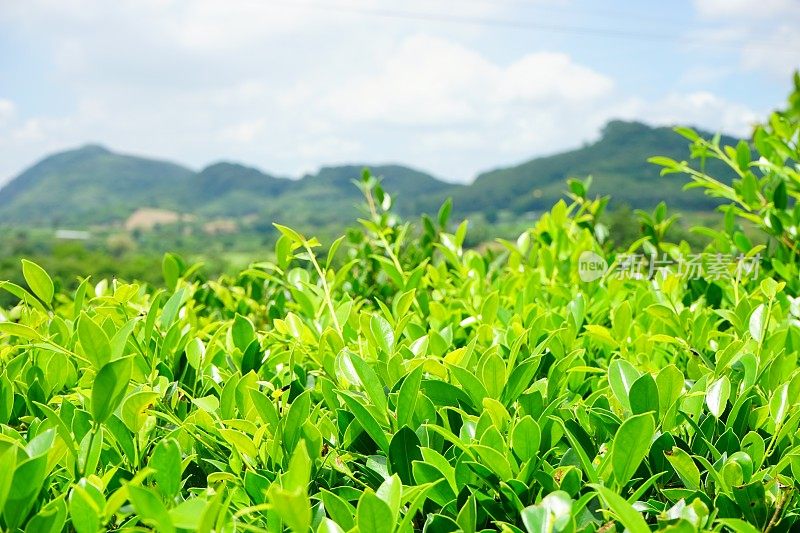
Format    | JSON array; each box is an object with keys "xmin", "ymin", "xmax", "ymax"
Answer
[
  {"xmin": 450, "ymin": 0, "xmax": 692, "ymax": 28},
  {"xmin": 265, "ymin": 0, "xmax": 796, "ymax": 53}
]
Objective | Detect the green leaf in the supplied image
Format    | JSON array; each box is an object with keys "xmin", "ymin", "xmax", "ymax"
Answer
[
  {"xmin": 231, "ymin": 313, "xmax": 256, "ymax": 352},
  {"xmin": 717, "ymin": 518, "xmax": 761, "ymax": 533},
  {"xmin": 375, "ymin": 475, "xmax": 402, "ymax": 524},
  {"xmin": 339, "ymin": 350, "xmax": 387, "ymax": 417},
  {"xmin": 0, "ymin": 444, "xmax": 18, "ymax": 511},
  {"xmin": 26, "ymin": 496, "xmax": 67, "ymax": 533},
  {"xmin": 267, "ymin": 472, "xmax": 311, "ymax": 533},
  {"xmin": 192, "ymin": 395, "xmax": 219, "ymax": 413},
  {"xmin": 318, "ymin": 518, "xmax": 346, "ymax": 533},
  {"xmin": 78, "ymin": 313, "xmax": 112, "ymax": 368},
  {"xmin": 168, "ymin": 497, "xmax": 207, "ymax": 531},
  {"xmin": 283, "ymin": 390, "xmax": 311, "ymax": 452},
  {"xmin": 388, "ymin": 426, "xmax": 422, "ymax": 485},
  {"xmin": 340, "ymin": 392, "xmax": 390, "ymax": 453},
  {"xmin": 283, "ymin": 441, "xmax": 311, "ymax": 493},
  {"xmin": 273, "ymin": 223, "xmax": 305, "ymax": 245},
  {"xmin": 69, "ymin": 485, "xmax": 101, "ymax": 533},
  {"xmin": 0, "ymin": 322, "xmax": 40, "ymax": 341},
  {"xmin": 773, "ymin": 180, "xmax": 788, "ymax": 209},
  {"xmin": 162, "ymin": 253, "xmax": 182, "ymax": 290},
  {"xmin": 369, "ymin": 315, "xmax": 395, "ymax": 354},
  {"xmin": 673, "ymin": 126, "xmax": 699, "ymax": 141},
  {"xmin": 664, "ymin": 447, "xmax": 701, "ymax": 490},
  {"xmin": 593, "ymin": 484, "xmax": 650, "ymax": 533},
  {"xmin": 629, "ymin": 373, "xmax": 659, "ymax": 416},
  {"xmin": 732, "ymin": 481, "xmax": 768, "ymax": 527},
  {"xmin": 21, "ymin": 259, "xmax": 54, "ymax": 305},
  {"xmin": 656, "ymin": 364, "xmax": 684, "ymax": 413},
  {"xmin": 150, "ymin": 438, "xmax": 182, "ymax": 498},
  {"xmin": 320, "ymin": 490, "xmax": 355, "ymax": 530},
  {"xmin": 608, "ymin": 359, "xmax": 640, "ymax": 411},
  {"xmin": 121, "ymin": 391, "xmax": 160, "ymax": 432},
  {"xmin": 160, "ymin": 288, "xmax": 187, "ymax": 330},
  {"xmin": 648, "ymin": 155, "xmax": 681, "ymax": 169},
  {"xmin": 735, "ymin": 140, "xmax": 751, "ymax": 171},
  {"xmin": 456, "ymin": 493, "xmax": 477, "ymax": 533},
  {"xmin": 437, "ymin": 198, "xmax": 452, "ymax": 228},
  {"xmin": 551, "ymin": 417, "xmax": 599, "ymax": 484},
  {"xmin": 769, "ymin": 382, "xmax": 790, "ymax": 427},
  {"xmin": 521, "ymin": 506, "xmax": 549, "ymax": 533},
  {"xmin": 91, "ymin": 357, "xmax": 132, "ymax": 423},
  {"xmin": 127, "ymin": 485, "xmax": 175, "ymax": 533},
  {"xmin": 267, "ymin": 448, "xmax": 311, "ymax": 533},
  {"xmin": 480, "ymin": 351, "xmax": 506, "ymax": 399},
  {"xmin": 611, "ymin": 413, "xmax": 655, "ymax": 488},
  {"xmin": 0, "ymin": 280, "xmax": 47, "ymax": 313},
  {"xmin": 748, "ymin": 303, "xmax": 766, "ymax": 343},
  {"xmin": 511, "ymin": 415, "xmax": 541, "ymax": 463},
  {"xmin": 472, "ymin": 444, "xmax": 513, "ymax": 480},
  {"xmin": 357, "ymin": 491, "xmax": 393, "ymax": 533},
  {"xmin": 396, "ymin": 365, "xmax": 423, "ymax": 428},
  {"xmin": 521, "ymin": 491, "xmax": 573, "ymax": 533},
  {"xmin": 706, "ymin": 376, "xmax": 731, "ymax": 419},
  {"xmin": 5, "ymin": 442, "xmax": 53, "ymax": 530},
  {"xmin": 326, "ymin": 235, "xmax": 345, "ymax": 269}
]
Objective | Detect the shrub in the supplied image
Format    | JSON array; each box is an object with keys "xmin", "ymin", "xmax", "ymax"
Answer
[{"xmin": 1, "ymin": 83, "xmax": 799, "ymax": 532}]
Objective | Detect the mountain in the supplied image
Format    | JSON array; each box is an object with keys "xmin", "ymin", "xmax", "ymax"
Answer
[
  {"xmin": 0, "ymin": 145, "xmax": 195, "ymax": 226},
  {"xmin": 241, "ymin": 164, "xmax": 456, "ymax": 230},
  {"xmin": 0, "ymin": 121, "xmax": 739, "ymax": 229},
  {"xmin": 448, "ymin": 121, "xmax": 737, "ymax": 217},
  {"xmin": 191, "ymin": 162, "xmax": 290, "ymax": 216}
]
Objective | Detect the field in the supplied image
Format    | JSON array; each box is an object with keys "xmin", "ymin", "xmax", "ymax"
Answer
[{"xmin": 0, "ymin": 80, "xmax": 799, "ymax": 532}]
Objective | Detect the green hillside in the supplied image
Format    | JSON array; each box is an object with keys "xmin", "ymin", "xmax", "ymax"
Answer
[
  {"xmin": 0, "ymin": 145, "xmax": 195, "ymax": 226},
  {"xmin": 191, "ymin": 162, "xmax": 291, "ymax": 216},
  {"xmin": 262, "ymin": 165, "xmax": 458, "ymax": 230},
  {"xmin": 449, "ymin": 121, "xmax": 738, "ymax": 217},
  {"xmin": 0, "ymin": 150, "xmax": 451, "ymax": 228},
  {"xmin": 0, "ymin": 121, "xmax": 740, "ymax": 229}
]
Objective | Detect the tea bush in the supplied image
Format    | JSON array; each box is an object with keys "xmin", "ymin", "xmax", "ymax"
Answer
[{"xmin": 1, "ymin": 85, "xmax": 800, "ymax": 532}]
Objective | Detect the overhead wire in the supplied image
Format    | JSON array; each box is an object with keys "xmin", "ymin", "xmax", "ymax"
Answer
[{"xmin": 263, "ymin": 0, "xmax": 797, "ymax": 53}]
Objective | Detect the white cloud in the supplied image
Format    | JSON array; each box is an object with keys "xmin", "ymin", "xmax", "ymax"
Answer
[
  {"xmin": 0, "ymin": 0, "xmax": 788, "ymax": 186},
  {"xmin": 496, "ymin": 53, "xmax": 613, "ymax": 102},
  {"xmin": 311, "ymin": 34, "xmax": 622, "ymax": 179},
  {"xmin": 693, "ymin": 0, "xmax": 799, "ymax": 19},
  {"xmin": 218, "ymin": 119, "xmax": 267, "ymax": 143},
  {"xmin": 691, "ymin": 0, "xmax": 800, "ymax": 79},
  {"xmin": 324, "ymin": 36, "xmax": 614, "ymax": 127},
  {"xmin": 324, "ymin": 35, "xmax": 489, "ymax": 125},
  {"xmin": 11, "ymin": 119, "xmax": 48, "ymax": 142},
  {"xmin": 293, "ymin": 137, "xmax": 363, "ymax": 160},
  {"xmin": 616, "ymin": 91, "xmax": 761, "ymax": 137},
  {"xmin": 0, "ymin": 99, "xmax": 15, "ymax": 123},
  {"xmin": 740, "ymin": 27, "xmax": 800, "ymax": 79}
]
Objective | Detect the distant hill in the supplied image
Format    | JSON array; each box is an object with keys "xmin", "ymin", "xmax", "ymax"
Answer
[
  {"xmin": 191, "ymin": 162, "xmax": 290, "ymax": 216},
  {"xmin": 0, "ymin": 145, "xmax": 195, "ymax": 226},
  {"xmin": 448, "ymin": 121, "xmax": 738, "ymax": 217},
  {"xmin": 0, "ymin": 121, "xmax": 739, "ymax": 229}
]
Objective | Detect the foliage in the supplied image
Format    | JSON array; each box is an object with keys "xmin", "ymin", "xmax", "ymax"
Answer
[
  {"xmin": 2, "ymin": 170, "xmax": 800, "ymax": 532},
  {"xmin": 1, "ymin": 83, "xmax": 800, "ymax": 532},
  {"xmin": 650, "ymin": 72, "xmax": 800, "ymax": 295}
]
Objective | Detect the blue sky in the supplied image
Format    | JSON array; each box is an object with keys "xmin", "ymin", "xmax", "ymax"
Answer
[{"xmin": 0, "ymin": 0, "xmax": 798, "ymax": 184}]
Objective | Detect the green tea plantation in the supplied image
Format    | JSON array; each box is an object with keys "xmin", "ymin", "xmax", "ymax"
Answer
[{"xmin": 1, "ymin": 78, "xmax": 800, "ymax": 532}]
